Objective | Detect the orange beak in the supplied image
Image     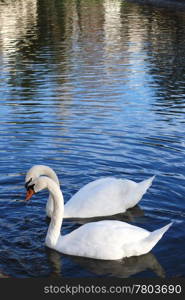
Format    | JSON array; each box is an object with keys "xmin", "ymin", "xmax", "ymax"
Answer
[{"xmin": 25, "ymin": 189, "xmax": 35, "ymax": 201}]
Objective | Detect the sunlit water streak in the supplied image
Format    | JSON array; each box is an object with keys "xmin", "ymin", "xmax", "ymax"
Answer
[{"xmin": 0, "ymin": 0, "xmax": 185, "ymax": 278}]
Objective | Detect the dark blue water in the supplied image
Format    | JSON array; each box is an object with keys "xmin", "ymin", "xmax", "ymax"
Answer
[{"xmin": 0, "ymin": 0, "xmax": 185, "ymax": 278}]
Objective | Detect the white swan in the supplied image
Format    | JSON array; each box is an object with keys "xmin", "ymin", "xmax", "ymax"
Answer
[
  {"xmin": 25, "ymin": 176, "xmax": 172, "ymax": 260},
  {"xmin": 25, "ymin": 165, "xmax": 155, "ymax": 219}
]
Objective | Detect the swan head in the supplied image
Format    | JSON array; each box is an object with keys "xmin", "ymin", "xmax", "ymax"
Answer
[
  {"xmin": 25, "ymin": 176, "xmax": 50, "ymax": 201},
  {"xmin": 25, "ymin": 165, "xmax": 60, "ymax": 191},
  {"xmin": 25, "ymin": 165, "xmax": 45, "ymax": 190}
]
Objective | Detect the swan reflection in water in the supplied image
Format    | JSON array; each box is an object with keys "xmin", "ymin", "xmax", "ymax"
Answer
[
  {"xmin": 52, "ymin": 205, "xmax": 145, "ymax": 226},
  {"xmin": 46, "ymin": 248, "xmax": 165, "ymax": 278},
  {"xmin": 0, "ymin": 271, "xmax": 10, "ymax": 278}
]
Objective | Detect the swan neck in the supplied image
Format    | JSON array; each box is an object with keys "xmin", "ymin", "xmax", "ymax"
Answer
[
  {"xmin": 40, "ymin": 166, "xmax": 60, "ymax": 186},
  {"xmin": 45, "ymin": 180, "xmax": 64, "ymax": 248}
]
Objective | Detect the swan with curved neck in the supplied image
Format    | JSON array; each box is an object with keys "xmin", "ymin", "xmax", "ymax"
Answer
[
  {"xmin": 25, "ymin": 176, "xmax": 172, "ymax": 260},
  {"xmin": 25, "ymin": 165, "xmax": 155, "ymax": 219}
]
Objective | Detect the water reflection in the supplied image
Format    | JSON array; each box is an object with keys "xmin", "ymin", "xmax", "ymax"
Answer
[
  {"xmin": 126, "ymin": 0, "xmax": 185, "ymax": 11},
  {"xmin": 0, "ymin": 271, "xmax": 10, "ymax": 278},
  {"xmin": 0, "ymin": 0, "xmax": 38, "ymax": 57},
  {"xmin": 1, "ymin": 0, "xmax": 185, "ymax": 115},
  {"xmin": 66, "ymin": 205, "xmax": 145, "ymax": 225},
  {"xmin": 47, "ymin": 248, "xmax": 165, "ymax": 278}
]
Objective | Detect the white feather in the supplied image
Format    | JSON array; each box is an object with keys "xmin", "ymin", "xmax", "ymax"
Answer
[
  {"xmin": 25, "ymin": 165, "xmax": 155, "ymax": 218},
  {"xmin": 29, "ymin": 176, "xmax": 172, "ymax": 260}
]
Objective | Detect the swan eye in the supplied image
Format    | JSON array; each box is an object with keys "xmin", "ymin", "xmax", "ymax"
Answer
[
  {"xmin": 25, "ymin": 178, "xmax": 32, "ymax": 190},
  {"xmin": 28, "ymin": 184, "xmax": 35, "ymax": 192}
]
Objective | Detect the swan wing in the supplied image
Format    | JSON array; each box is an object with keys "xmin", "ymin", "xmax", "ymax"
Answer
[
  {"xmin": 64, "ymin": 177, "xmax": 154, "ymax": 218},
  {"xmin": 56, "ymin": 220, "xmax": 170, "ymax": 260}
]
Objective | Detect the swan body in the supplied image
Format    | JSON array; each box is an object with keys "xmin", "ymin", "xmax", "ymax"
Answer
[
  {"xmin": 57, "ymin": 220, "xmax": 171, "ymax": 260},
  {"xmin": 25, "ymin": 176, "xmax": 172, "ymax": 260},
  {"xmin": 25, "ymin": 165, "xmax": 155, "ymax": 218}
]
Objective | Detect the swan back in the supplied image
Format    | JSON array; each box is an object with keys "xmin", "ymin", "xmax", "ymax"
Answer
[
  {"xmin": 64, "ymin": 176, "xmax": 155, "ymax": 218},
  {"xmin": 56, "ymin": 220, "xmax": 172, "ymax": 260}
]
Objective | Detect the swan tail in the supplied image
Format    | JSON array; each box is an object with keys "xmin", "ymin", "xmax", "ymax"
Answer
[
  {"xmin": 142, "ymin": 222, "xmax": 173, "ymax": 254},
  {"xmin": 138, "ymin": 175, "xmax": 155, "ymax": 194}
]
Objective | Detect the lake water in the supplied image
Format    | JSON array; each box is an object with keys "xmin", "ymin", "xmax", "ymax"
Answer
[{"xmin": 0, "ymin": 0, "xmax": 185, "ymax": 278}]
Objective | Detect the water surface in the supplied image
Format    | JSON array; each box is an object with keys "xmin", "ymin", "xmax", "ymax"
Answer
[{"xmin": 0, "ymin": 0, "xmax": 185, "ymax": 278}]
